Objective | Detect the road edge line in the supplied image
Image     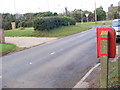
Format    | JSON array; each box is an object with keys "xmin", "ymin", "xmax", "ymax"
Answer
[{"xmin": 73, "ymin": 63, "xmax": 100, "ymax": 88}]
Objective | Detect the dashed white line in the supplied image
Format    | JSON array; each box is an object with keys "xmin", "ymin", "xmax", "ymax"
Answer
[
  {"xmin": 51, "ymin": 52, "xmax": 55, "ymax": 55},
  {"xmin": 29, "ymin": 62, "xmax": 32, "ymax": 64}
]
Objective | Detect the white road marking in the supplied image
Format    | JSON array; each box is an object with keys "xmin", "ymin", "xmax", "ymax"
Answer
[
  {"xmin": 73, "ymin": 63, "xmax": 100, "ymax": 88},
  {"xmin": 0, "ymin": 76, "xmax": 2, "ymax": 78},
  {"xmin": 29, "ymin": 62, "xmax": 32, "ymax": 64},
  {"xmin": 51, "ymin": 52, "xmax": 55, "ymax": 55}
]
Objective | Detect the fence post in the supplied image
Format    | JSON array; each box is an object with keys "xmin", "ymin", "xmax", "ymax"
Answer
[
  {"xmin": 100, "ymin": 31, "xmax": 109, "ymax": 88},
  {"xmin": 0, "ymin": 29, "xmax": 5, "ymax": 43}
]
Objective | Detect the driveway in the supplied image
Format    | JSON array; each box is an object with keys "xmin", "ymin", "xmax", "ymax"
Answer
[{"xmin": 5, "ymin": 37, "xmax": 57, "ymax": 48}]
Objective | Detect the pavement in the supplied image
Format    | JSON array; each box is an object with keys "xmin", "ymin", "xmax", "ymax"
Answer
[
  {"xmin": 2, "ymin": 25, "xmax": 112, "ymax": 88},
  {"xmin": 74, "ymin": 42, "xmax": 120, "ymax": 88},
  {"xmin": 117, "ymin": 42, "xmax": 120, "ymax": 57},
  {"xmin": 5, "ymin": 37, "xmax": 57, "ymax": 48}
]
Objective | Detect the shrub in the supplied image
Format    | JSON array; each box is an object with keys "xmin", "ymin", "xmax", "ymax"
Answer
[
  {"xmin": 25, "ymin": 21, "xmax": 33, "ymax": 27},
  {"xmin": 61, "ymin": 17, "xmax": 76, "ymax": 26},
  {"xmin": 33, "ymin": 16, "xmax": 76, "ymax": 31},
  {"xmin": 18, "ymin": 21, "xmax": 25, "ymax": 27},
  {"xmin": 18, "ymin": 21, "xmax": 33, "ymax": 28},
  {"xmin": 2, "ymin": 22, "xmax": 12, "ymax": 30}
]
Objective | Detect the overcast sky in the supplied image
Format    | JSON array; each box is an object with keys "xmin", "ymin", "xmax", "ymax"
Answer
[{"xmin": 0, "ymin": 0, "xmax": 119, "ymax": 14}]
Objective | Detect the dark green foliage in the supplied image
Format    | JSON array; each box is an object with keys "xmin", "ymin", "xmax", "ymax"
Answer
[
  {"xmin": 108, "ymin": 6, "xmax": 119, "ymax": 20},
  {"xmin": 2, "ymin": 13, "xmax": 16, "ymax": 30},
  {"xmin": 18, "ymin": 21, "xmax": 33, "ymax": 27},
  {"xmin": 2, "ymin": 22, "xmax": 12, "ymax": 30},
  {"xmin": 72, "ymin": 13, "xmax": 81, "ymax": 22},
  {"xmin": 1, "ymin": 12, "xmax": 58, "ymax": 30},
  {"xmin": 68, "ymin": 9, "xmax": 94, "ymax": 22},
  {"xmin": 83, "ymin": 10, "xmax": 94, "ymax": 22},
  {"xmin": 18, "ymin": 21, "xmax": 24, "ymax": 27},
  {"xmin": 95, "ymin": 6, "xmax": 106, "ymax": 21},
  {"xmin": 61, "ymin": 17, "xmax": 76, "ymax": 26},
  {"xmin": 33, "ymin": 16, "xmax": 76, "ymax": 31},
  {"xmin": 35, "ymin": 11, "xmax": 58, "ymax": 17}
]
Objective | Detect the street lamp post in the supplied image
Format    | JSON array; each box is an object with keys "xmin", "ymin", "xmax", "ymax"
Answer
[
  {"xmin": 95, "ymin": 0, "xmax": 97, "ymax": 23},
  {"xmin": 47, "ymin": 0, "xmax": 50, "ymax": 11},
  {"xmin": 81, "ymin": 1, "xmax": 83, "ymax": 24}
]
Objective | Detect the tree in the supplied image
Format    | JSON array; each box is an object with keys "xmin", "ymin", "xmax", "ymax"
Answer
[
  {"xmin": 83, "ymin": 10, "xmax": 94, "ymax": 22},
  {"xmin": 70, "ymin": 9, "xmax": 82, "ymax": 22},
  {"xmin": 2, "ymin": 13, "xmax": 16, "ymax": 30},
  {"xmin": 53, "ymin": 12, "xmax": 58, "ymax": 16},
  {"xmin": 69, "ymin": 9, "xmax": 94, "ymax": 22},
  {"xmin": 35, "ymin": 11, "xmax": 58, "ymax": 17},
  {"xmin": 95, "ymin": 6, "xmax": 106, "ymax": 21},
  {"xmin": 108, "ymin": 6, "xmax": 119, "ymax": 19}
]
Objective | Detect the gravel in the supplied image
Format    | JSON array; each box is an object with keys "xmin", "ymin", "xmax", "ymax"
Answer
[{"xmin": 5, "ymin": 37, "xmax": 57, "ymax": 48}]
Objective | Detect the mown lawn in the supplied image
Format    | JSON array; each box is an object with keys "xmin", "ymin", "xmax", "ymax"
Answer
[
  {"xmin": 0, "ymin": 43, "xmax": 18, "ymax": 56},
  {"xmin": 84, "ymin": 20, "xmax": 112, "ymax": 25},
  {"xmin": 5, "ymin": 23, "xmax": 91, "ymax": 37}
]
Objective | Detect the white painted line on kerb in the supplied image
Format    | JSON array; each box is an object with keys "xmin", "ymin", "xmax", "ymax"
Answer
[
  {"xmin": 73, "ymin": 63, "xmax": 100, "ymax": 88},
  {"xmin": 51, "ymin": 52, "xmax": 55, "ymax": 55}
]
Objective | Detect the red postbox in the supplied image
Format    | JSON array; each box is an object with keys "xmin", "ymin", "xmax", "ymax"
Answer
[{"xmin": 96, "ymin": 27, "xmax": 116, "ymax": 58}]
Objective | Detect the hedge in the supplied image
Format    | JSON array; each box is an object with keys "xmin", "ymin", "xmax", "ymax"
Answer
[{"xmin": 33, "ymin": 16, "xmax": 76, "ymax": 31}]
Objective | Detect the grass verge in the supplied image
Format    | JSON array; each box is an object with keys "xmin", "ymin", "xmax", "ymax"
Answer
[
  {"xmin": 5, "ymin": 23, "xmax": 91, "ymax": 37},
  {"xmin": 108, "ymin": 59, "xmax": 120, "ymax": 88},
  {"xmin": 0, "ymin": 43, "xmax": 18, "ymax": 56},
  {"xmin": 83, "ymin": 20, "xmax": 112, "ymax": 25}
]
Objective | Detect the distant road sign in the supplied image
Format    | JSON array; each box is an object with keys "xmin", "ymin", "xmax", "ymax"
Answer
[{"xmin": 85, "ymin": 13, "xmax": 89, "ymax": 18}]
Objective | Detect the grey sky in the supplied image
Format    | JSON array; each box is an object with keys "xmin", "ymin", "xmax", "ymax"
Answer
[{"xmin": 0, "ymin": 0, "xmax": 119, "ymax": 14}]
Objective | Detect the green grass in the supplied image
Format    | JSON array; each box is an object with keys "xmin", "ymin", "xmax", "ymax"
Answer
[
  {"xmin": 5, "ymin": 20, "xmax": 112, "ymax": 37},
  {"xmin": 0, "ymin": 43, "xmax": 18, "ymax": 56},
  {"xmin": 108, "ymin": 60, "xmax": 120, "ymax": 88},
  {"xmin": 5, "ymin": 23, "xmax": 91, "ymax": 37},
  {"xmin": 83, "ymin": 20, "xmax": 112, "ymax": 25}
]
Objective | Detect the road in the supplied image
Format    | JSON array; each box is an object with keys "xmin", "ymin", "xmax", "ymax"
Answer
[{"xmin": 2, "ymin": 25, "xmax": 107, "ymax": 88}]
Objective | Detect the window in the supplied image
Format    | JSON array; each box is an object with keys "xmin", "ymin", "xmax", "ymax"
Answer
[{"xmin": 112, "ymin": 20, "xmax": 120, "ymax": 27}]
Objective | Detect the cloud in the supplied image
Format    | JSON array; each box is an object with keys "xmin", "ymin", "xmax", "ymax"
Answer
[{"xmin": 0, "ymin": 0, "xmax": 119, "ymax": 14}]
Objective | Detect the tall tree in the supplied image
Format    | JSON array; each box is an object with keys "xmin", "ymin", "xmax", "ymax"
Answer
[
  {"xmin": 83, "ymin": 10, "xmax": 94, "ymax": 22},
  {"xmin": 2, "ymin": 13, "xmax": 16, "ymax": 30},
  {"xmin": 70, "ymin": 9, "xmax": 82, "ymax": 22},
  {"xmin": 108, "ymin": 6, "xmax": 119, "ymax": 19},
  {"xmin": 95, "ymin": 6, "xmax": 106, "ymax": 21},
  {"xmin": 69, "ymin": 9, "xmax": 94, "ymax": 22}
]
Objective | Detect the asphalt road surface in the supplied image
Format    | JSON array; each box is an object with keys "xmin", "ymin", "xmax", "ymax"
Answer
[{"xmin": 2, "ymin": 25, "xmax": 109, "ymax": 88}]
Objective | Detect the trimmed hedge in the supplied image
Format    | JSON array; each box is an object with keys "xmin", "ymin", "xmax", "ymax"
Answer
[{"xmin": 33, "ymin": 16, "xmax": 76, "ymax": 31}]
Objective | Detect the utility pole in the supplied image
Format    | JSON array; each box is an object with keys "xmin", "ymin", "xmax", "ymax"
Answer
[
  {"xmin": 81, "ymin": 1, "xmax": 83, "ymax": 24},
  {"xmin": 95, "ymin": 0, "xmax": 97, "ymax": 24},
  {"xmin": 65, "ymin": 7, "xmax": 68, "ymax": 16},
  {"xmin": 47, "ymin": 0, "xmax": 50, "ymax": 11},
  {"xmin": 81, "ymin": 10, "xmax": 83, "ymax": 23},
  {"xmin": 14, "ymin": 0, "xmax": 16, "ymax": 14}
]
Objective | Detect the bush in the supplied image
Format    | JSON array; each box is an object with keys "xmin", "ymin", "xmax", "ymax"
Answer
[
  {"xmin": 33, "ymin": 16, "xmax": 76, "ymax": 31},
  {"xmin": 18, "ymin": 21, "xmax": 25, "ymax": 27},
  {"xmin": 2, "ymin": 22, "xmax": 12, "ymax": 30},
  {"xmin": 24, "ymin": 21, "xmax": 33, "ymax": 27},
  {"xmin": 61, "ymin": 17, "xmax": 76, "ymax": 26},
  {"xmin": 18, "ymin": 21, "xmax": 33, "ymax": 28}
]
